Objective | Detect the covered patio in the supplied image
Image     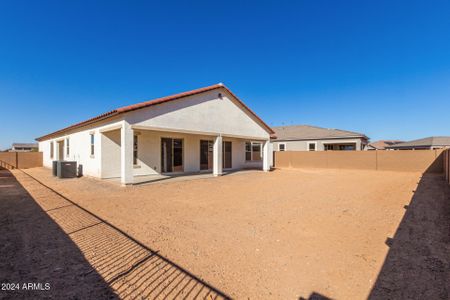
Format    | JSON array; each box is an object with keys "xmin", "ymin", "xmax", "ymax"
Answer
[{"xmin": 100, "ymin": 122, "xmax": 271, "ymax": 185}]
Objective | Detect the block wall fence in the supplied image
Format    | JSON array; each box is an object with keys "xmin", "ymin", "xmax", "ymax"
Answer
[{"xmin": 274, "ymin": 149, "xmax": 444, "ymax": 174}]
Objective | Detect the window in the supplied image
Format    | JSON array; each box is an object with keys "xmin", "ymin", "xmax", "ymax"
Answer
[
  {"xmin": 66, "ymin": 138, "xmax": 70, "ymax": 156},
  {"xmin": 279, "ymin": 143, "xmax": 286, "ymax": 151},
  {"xmin": 245, "ymin": 142, "xmax": 252, "ymax": 161},
  {"xmin": 307, "ymin": 142, "xmax": 317, "ymax": 151},
  {"xmin": 324, "ymin": 144, "xmax": 334, "ymax": 151},
  {"xmin": 339, "ymin": 144, "xmax": 356, "ymax": 151},
  {"xmin": 133, "ymin": 135, "xmax": 138, "ymax": 165},
  {"xmin": 50, "ymin": 141, "xmax": 54, "ymax": 158},
  {"xmin": 90, "ymin": 134, "xmax": 95, "ymax": 156},
  {"xmin": 245, "ymin": 141, "xmax": 262, "ymax": 161}
]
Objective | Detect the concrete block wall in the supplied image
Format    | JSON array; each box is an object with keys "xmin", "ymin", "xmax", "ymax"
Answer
[
  {"xmin": 274, "ymin": 150, "xmax": 444, "ymax": 173},
  {"xmin": 0, "ymin": 152, "xmax": 43, "ymax": 169}
]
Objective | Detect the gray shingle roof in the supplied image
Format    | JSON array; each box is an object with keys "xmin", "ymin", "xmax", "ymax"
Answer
[
  {"xmin": 272, "ymin": 125, "xmax": 368, "ymax": 141},
  {"xmin": 386, "ymin": 136, "xmax": 450, "ymax": 149},
  {"xmin": 12, "ymin": 143, "xmax": 38, "ymax": 148},
  {"xmin": 368, "ymin": 140, "xmax": 404, "ymax": 150}
]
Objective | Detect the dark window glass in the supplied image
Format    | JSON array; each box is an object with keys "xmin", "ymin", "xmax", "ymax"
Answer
[
  {"xmin": 252, "ymin": 143, "xmax": 261, "ymax": 161},
  {"xmin": 90, "ymin": 134, "xmax": 95, "ymax": 155},
  {"xmin": 133, "ymin": 135, "xmax": 138, "ymax": 165}
]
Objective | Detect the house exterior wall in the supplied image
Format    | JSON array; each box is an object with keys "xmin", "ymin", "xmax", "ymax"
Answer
[
  {"xmin": 38, "ymin": 87, "xmax": 270, "ymax": 179},
  {"xmin": 272, "ymin": 138, "xmax": 366, "ymax": 151},
  {"xmin": 126, "ymin": 89, "xmax": 269, "ymax": 140},
  {"xmin": 39, "ymin": 118, "xmax": 124, "ymax": 177},
  {"xmin": 100, "ymin": 129, "xmax": 262, "ymax": 179}
]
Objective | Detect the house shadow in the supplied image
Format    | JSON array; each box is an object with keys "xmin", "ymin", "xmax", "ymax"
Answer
[
  {"xmin": 2, "ymin": 168, "xmax": 230, "ymax": 299},
  {"xmin": 299, "ymin": 292, "xmax": 333, "ymax": 300},
  {"xmin": 368, "ymin": 171, "xmax": 450, "ymax": 299},
  {"xmin": 0, "ymin": 168, "xmax": 118, "ymax": 299}
]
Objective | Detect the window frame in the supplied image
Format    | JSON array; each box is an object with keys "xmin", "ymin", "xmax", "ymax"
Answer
[
  {"xmin": 133, "ymin": 134, "xmax": 138, "ymax": 165},
  {"xmin": 245, "ymin": 141, "xmax": 262, "ymax": 161},
  {"xmin": 307, "ymin": 141, "xmax": 317, "ymax": 151},
  {"xmin": 50, "ymin": 141, "xmax": 54, "ymax": 159},
  {"xmin": 66, "ymin": 138, "xmax": 70, "ymax": 157},
  {"xmin": 90, "ymin": 133, "xmax": 95, "ymax": 157}
]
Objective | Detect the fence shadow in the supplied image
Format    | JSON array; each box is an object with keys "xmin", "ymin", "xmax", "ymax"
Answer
[
  {"xmin": 0, "ymin": 168, "xmax": 118, "ymax": 299},
  {"xmin": 6, "ymin": 169, "xmax": 230, "ymax": 299},
  {"xmin": 368, "ymin": 173, "xmax": 450, "ymax": 299}
]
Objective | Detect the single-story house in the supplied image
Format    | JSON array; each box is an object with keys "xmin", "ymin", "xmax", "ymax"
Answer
[
  {"xmin": 36, "ymin": 84, "xmax": 275, "ymax": 185},
  {"xmin": 366, "ymin": 140, "xmax": 403, "ymax": 150},
  {"xmin": 385, "ymin": 136, "xmax": 450, "ymax": 150},
  {"xmin": 8, "ymin": 143, "xmax": 39, "ymax": 152},
  {"xmin": 271, "ymin": 125, "xmax": 368, "ymax": 151}
]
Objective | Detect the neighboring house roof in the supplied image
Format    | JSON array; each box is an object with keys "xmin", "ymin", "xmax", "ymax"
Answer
[
  {"xmin": 12, "ymin": 143, "xmax": 38, "ymax": 148},
  {"xmin": 367, "ymin": 140, "xmax": 403, "ymax": 150},
  {"xmin": 386, "ymin": 136, "xmax": 450, "ymax": 149},
  {"xmin": 271, "ymin": 125, "xmax": 368, "ymax": 141},
  {"xmin": 36, "ymin": 83, "xmax": 275, "ymax": 141}
]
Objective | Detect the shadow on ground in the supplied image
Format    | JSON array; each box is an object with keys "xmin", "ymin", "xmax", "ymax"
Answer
[
  {"xmin": 0, "ymin": 168, "xmax": 230, "ymax": 299},
  {"xmin": 0, "ymin": 168, "xmax": 117, "ymax": 299},
  {"xmin": 369, "ymin": 173, "xmax": 450, "ymax": 299}
]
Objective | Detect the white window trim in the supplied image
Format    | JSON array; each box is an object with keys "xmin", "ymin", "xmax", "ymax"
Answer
[
  {"xmin": 307, "ymin": 141, "xmax": 317, "ymax": 151},
  {"xmin": 245, "ymin": 141, "xmax": 262, "ymax": 162},
  {"xmin": 90, "ymin": 133, "xmax": 95, "ymax": 158},
  {"xmin": 278, "ymin": 143, "xmax": 286, "ymax": 151},
  {"xmin": 66, "ymin": 138, "xmax": 70, "ymax": 157}
]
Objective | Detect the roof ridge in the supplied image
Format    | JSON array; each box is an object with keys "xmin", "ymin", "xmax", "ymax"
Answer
[{"xmin": 36, "ymin": 83, "xmax": 275, "ymax": 141}]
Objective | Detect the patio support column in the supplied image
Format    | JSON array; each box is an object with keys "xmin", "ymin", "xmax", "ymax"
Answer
[
  {"xmin": 213, "ymin": 135, "xmax": 223, "ymax": 176},
  {"xmin": 120, "ymin": 120, "xmax": 133, "ymax": 185},
  {"xmin": 262, "ymin": 139, "xmax": 270, "ymax": 172}
]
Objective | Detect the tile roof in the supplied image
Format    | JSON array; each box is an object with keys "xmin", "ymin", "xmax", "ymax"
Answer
[
  {"xmin": 36, "ymin": 83, "xmax": 274, "ymax": 141},
  {"xmin": 272, "ymin": 125, "xmax": 367, "ymax": 141},
  {"xmin": 12, "ymin": 143, "xmax": 38, "ymax": 148},
  {"xmin": 367, "ymin": 140, "xmax": 404, "ymax": 150},
  {"xmin": 386, "ymin": 136, "xmax": 450, "ymax": 149}
]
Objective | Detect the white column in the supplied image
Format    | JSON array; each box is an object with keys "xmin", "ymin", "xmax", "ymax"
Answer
[
  {"xmin": 213, "ymin": 135, "xmax": 223, "ymax": 176},
  {"xmin": 120, "ymin": 121, "xmax": 133, "ymax": 185},
  {"xmin": 263, "ymin": 139, "xmax": 270, "ymax": 172}
]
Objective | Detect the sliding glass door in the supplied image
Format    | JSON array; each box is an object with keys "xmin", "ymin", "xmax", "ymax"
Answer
[
  {"xmin": 161, "ymin": 138, "xmax": 183, "ymax": 173},
  {"xmin": 200, "ymin": 140, "xmax": 213, "ymax": 170},
  {"xmin": 199, "ymin": 140, "xmax": 232, "ymax": 170}
]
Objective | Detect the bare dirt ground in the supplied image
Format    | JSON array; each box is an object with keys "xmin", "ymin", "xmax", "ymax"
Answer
[{"xmin": 1, "ymin": 167, "xmax": 449, "ymax": 299}]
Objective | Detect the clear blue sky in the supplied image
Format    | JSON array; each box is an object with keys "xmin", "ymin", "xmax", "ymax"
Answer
[{"xmin": 1, "ymin": 0, "xmax": 450, "ymax": 150}]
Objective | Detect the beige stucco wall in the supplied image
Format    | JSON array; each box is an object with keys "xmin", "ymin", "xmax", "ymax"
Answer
[
  {"xmin": 99, "ymin": 129, "xmax": 262, "ymax": 178},
  {"xmin": 272, "ymin": 138, "xmax": 365, "ymax": 151},
  {"xmin": 39, "ymin": 118, "xmax": 124, "ymax": 177},
  {"xmin": 126, "ymin": 88, "xmax": 270, "ymax": 140},
  {"xmin": 38, "ymin": 87, "xmax": 270, "ymax": 179}
]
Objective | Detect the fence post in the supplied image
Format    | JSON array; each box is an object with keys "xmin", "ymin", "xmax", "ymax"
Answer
[{"xmin": 15, "ymin": 152, "xmax": 18, "ymax": 169}]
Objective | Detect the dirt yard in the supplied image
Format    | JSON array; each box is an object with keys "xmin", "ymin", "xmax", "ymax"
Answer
[{"xmin": 2, "ymin": 167, "xmax": 449, "ymax": 299}]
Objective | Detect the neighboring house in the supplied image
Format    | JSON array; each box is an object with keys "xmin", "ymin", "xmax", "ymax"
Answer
[
  {"xmin": 385, "ymin": 136, "xmax": 450, "ymax": 150},
  {"xmin": 366, "ymin": 140, "xmax": 403, "ymax": 150},
  {"xmin": 9, "ymin": 143, "xmax": 38, "ymax": 152},
  {"xmin": 36, "ymin": 84, "xmax": 274, "ymax": 184},
  {"xmin": 271, "ymin": 125, "xmax": 368, "ymax": 151}
]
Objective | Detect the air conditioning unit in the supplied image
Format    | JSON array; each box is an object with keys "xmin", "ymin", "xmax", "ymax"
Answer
[{"xmin": 57, "ymin": 161, "xmax": 77, "ymax": 178}]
